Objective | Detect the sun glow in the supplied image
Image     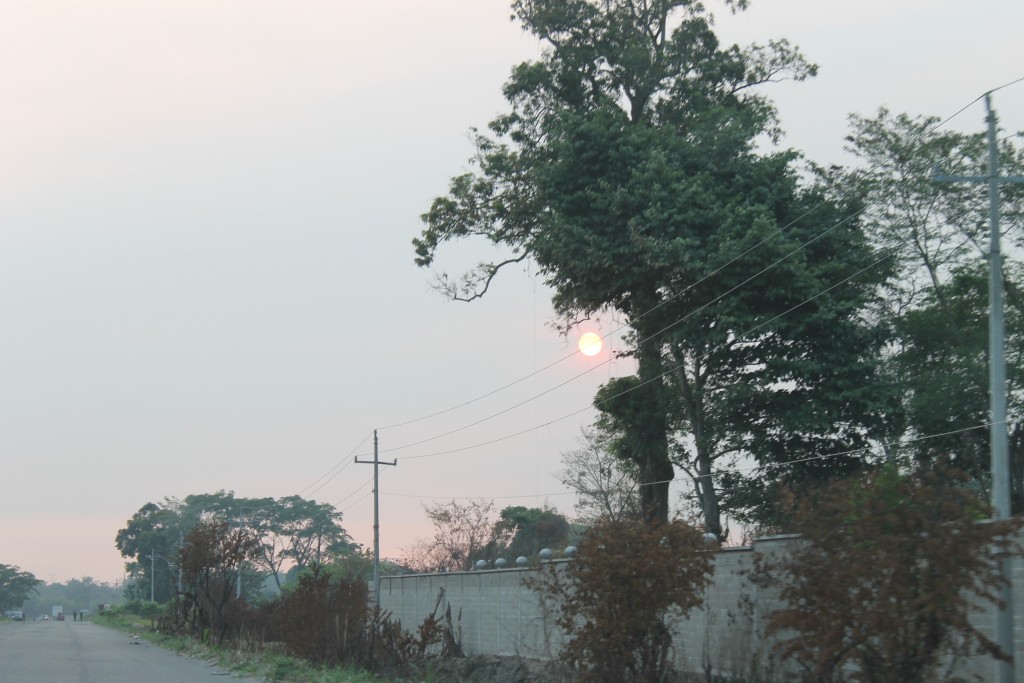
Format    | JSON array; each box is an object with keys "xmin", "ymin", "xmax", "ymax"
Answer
[{"xmin": 579, "ymin": 332, "xmax": 603, "ymax": 357}]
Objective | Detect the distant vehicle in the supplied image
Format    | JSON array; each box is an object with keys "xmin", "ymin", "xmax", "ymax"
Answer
[
  {"xmin": 3, "ymin": 610, "xmax": 24, "ymax": 621},
  {"xmin": 52, "ymin": 606, "xmax": 64, "ymax": 621}
]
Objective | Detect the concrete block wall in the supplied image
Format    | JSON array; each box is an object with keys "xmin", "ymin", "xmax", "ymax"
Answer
[{"xmin": 377, "ymin": 533, "xmax": 1024, "ymax": 679}]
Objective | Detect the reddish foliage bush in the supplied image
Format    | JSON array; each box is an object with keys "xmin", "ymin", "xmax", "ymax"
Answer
[
  {"xmin": 534, "ymin": 518, "xmax": 714, "ymax": 682},
  {"xmin": 756, "ymin": 464, "xmax": 1023, "ymax": 683},
  {"xmin": 269, "ymin": 570, "xmax": 371, "ymax": 667}
]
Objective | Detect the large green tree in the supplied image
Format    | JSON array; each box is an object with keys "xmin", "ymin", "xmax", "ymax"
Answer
[
  {"xmin": 493, "ymin": 505, "xmax": 572, "ymax": 558},
  {"xmin": 115, "ymin": 502, "xmax": 180, "ymax": 602},
  {"xmin": 416, "ymin": 0, "xmax": 885, "ymax": 531},
  {"xmin": 246, "ymin": 495, "xmax": 355, "ymax": 590}
]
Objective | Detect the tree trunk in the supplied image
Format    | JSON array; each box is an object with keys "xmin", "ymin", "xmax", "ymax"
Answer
[{"xmin": 635, "ymin": 315, "xmax": 673, "ymax": 525}]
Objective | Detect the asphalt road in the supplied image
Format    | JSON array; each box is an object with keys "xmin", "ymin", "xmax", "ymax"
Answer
[{"xmin": 0, "ymin": 620, "xmax": 263, "ymax": 683}]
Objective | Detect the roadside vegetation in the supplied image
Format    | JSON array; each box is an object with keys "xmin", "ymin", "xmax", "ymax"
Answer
[{"xmin": 97, "ymin": 603, "xmax": 379, "ymax": 683}]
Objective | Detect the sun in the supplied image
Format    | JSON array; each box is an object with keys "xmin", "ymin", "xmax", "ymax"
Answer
[{"xmin": 579, "ymin": 332, "xmax": 603, "ymax": 357}]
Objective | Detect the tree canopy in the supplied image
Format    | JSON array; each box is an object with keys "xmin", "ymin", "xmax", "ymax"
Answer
[
  {"xmin": 115, "ymin": 491, "xmax": 356, "ymax": 602},
  {"xmin": 417, "ymin": 0, "xmax": 886, "ymax": 531},
  {"xmin": 845, "ymin": 108, "xmax": 1024, "ymax": 510},
  {"xmin": 404, "ymin": 499, "xmax": 573, "ymax": 571},
  {"xmin": 0, "ymin": 564, "xmax": 41, "ymax": 611}
]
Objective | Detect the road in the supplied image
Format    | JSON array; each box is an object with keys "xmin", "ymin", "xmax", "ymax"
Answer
[{"xmin": 0, "ymin": 619, "xmax": 263, "ymax": 683}]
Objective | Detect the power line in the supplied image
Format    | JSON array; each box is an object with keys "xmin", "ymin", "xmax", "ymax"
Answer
[
  {"xmin": 370, "ymin": 86, "xmax": 1002, "ymax": 438},
  {"xmin": 395, "ymin": 249, "xmax": 891, "ymax": 462},
  {"xmin": 295, "ymin": 430, "xmax": 373, "ymax": 497},
  {"xmin": 382, "ymin": 490, "xmax": 574, "ymax": 501},
  {"xmin": 366, "ymin": 205, "xmax": 864, "ymax": 456},
  {"xmin": 342, "ymin": 490, "xmax": 375, "ymax": 514},
  {"xmin": 299, "ymin": 87, "xmax": 1007, "ymax": 515},
  {"xmin": 368, "ymin": 422, "xmax": 994, "ymax": 504},
  {"xmin": 362, "ymin": 93, "xmax": 999, "ymax": 461},
  {"xmin": 334, "ymin": 471, "xmax": 377, "ymax": 508},
  {"xmin": 987, "ymin": 75, "xmax": 1024, "ymax": 96}
]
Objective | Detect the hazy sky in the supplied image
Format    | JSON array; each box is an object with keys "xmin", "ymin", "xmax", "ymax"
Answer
[{"xmin": 2, "ymin": 0, "xmax": 1022, "ymax": 585}]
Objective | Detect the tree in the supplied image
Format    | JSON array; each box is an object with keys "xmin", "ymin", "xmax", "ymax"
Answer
[
  {"xmin": 846, "ymin": 108, "xmax": 1024, "ymax": 509},
  {"xmin": 246, "ymin": 495, "xmax": 356, "ymax": 590},
  {"xmin": 0, "ymin": 564, "xmax": 41, "ymax": 611},
  {"xmin": 756, "ymin": 464, "xmax": 1023, "ymax": 683},
  {"xmin": 115, "ymin": 492, "xmax": 357, "ymax": 599},
  {"xmin": 533, "ymin": 518, "xmax": 713, "ymax": 682},
  {"xmin": 416, "ymin": 0, "xmax": 885, "ymax": 530},
  {"xmin": 560, "ymin": 427, "xmax": 641, "ymax": 524},
  {"xmin": 493, "ymin": 505, "xmax": 572, "ymax": 559},
  {"xmin": 114, "ymin": 502, "xmax": 179, "ymax": 602},
  {"xmin": 404, "ymin": 499, "xmax": 496, "ymax": 572},
  {"xmin": 178, "ymin": 518, "xmax": 259, "ymax": 644}
]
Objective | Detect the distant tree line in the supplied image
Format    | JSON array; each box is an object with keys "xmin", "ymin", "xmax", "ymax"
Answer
[
  {"xmin": 115, "ymin": 491, "xmax": 356, "ymax": 604},
  {"xmin": 20, "ymin": 576, "xmax": 121, "ymax": 619}
]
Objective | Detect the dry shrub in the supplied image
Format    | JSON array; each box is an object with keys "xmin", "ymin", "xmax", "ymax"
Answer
[
  {"xmin": 756, "ymin": 464, "xmax": 1023, "ymax": 683},
  {"xmin": 256, "ymin": 570, "xmax": 462, "ymax": 677},
  {"xmin": 535, "ymin": 518, "xmax": 714, "ymax": 683},
  {"xmin": 270, "ymin": 570, "xmax": 371, "ymax": 667}
]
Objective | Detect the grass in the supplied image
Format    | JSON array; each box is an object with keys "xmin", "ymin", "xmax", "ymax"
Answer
[{"xmin": 94, "ymin": 610, "xmax": 381, "ymax": 683}]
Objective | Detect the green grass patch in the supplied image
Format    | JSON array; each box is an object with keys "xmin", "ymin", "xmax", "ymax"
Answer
[{"xmin": 94, "ymin": 609, "xmax": 380, "ymax": 682}]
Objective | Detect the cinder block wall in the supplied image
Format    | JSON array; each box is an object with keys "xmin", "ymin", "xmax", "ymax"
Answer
[{"xmin": 377, "ymin": 533, "xmax": 1024, "ymax": 679}]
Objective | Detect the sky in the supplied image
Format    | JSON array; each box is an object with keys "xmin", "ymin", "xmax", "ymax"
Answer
[{"xmin": 2, "ymin": 0, "xmax": 1023, "ymax": 585}]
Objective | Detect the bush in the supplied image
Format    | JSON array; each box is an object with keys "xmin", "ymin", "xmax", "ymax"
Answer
[
  {"xmin": 756, "ymin": 464, "xmax": 1023, "ymax": 683},
  {"xmin": 534, "ymin": 518, "xmax": 714, "ymax": 682}
]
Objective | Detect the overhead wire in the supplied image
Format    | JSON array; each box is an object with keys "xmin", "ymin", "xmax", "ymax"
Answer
[
  {"xmin": 369, "ymin": 85, "xmax": 1001, "ymax": 440},
  {"xmin": 300, "ymin": 85, "xmax": 1012, "ymax": 503},
  {"xmin": 357, "ymin": 89, "xmax": 1002, "ymax": 462},
  {"xmin": 295, "ymin": 430, "xmax": 374, "ymax": 497},
  {"xmin": 395, "ymin": 247, "xmax": 892, "ymax": 462},
  {"xmin": 373, "ymin": 421, "xmax": 994, "ymax": 503},
  {"xmin": 334, "ymin": 471, "xmax": 377, "ymax": 507},
  {"xmin": 675, "ymin": 421, "xmax": 996, "ymax": 484},
  {"xmin": 367, "ymin": 207, "xmax": 864, "ymax": 457}
]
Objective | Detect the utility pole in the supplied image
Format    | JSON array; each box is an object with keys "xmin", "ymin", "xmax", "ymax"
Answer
[
  {"xmin": 177, "ymin": 530, "xmax": 184, "ymax": 595},
  {"xmin": 236, "ymin": 508, "xmax": 247, "ymax": 600},
  {"xmin": 355, "ymin": 430, "xmax": 397, "ymax": 608},
  {"xmin": 934, "ymin": 91, "xmax": 1024, "ymax": 683}
]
